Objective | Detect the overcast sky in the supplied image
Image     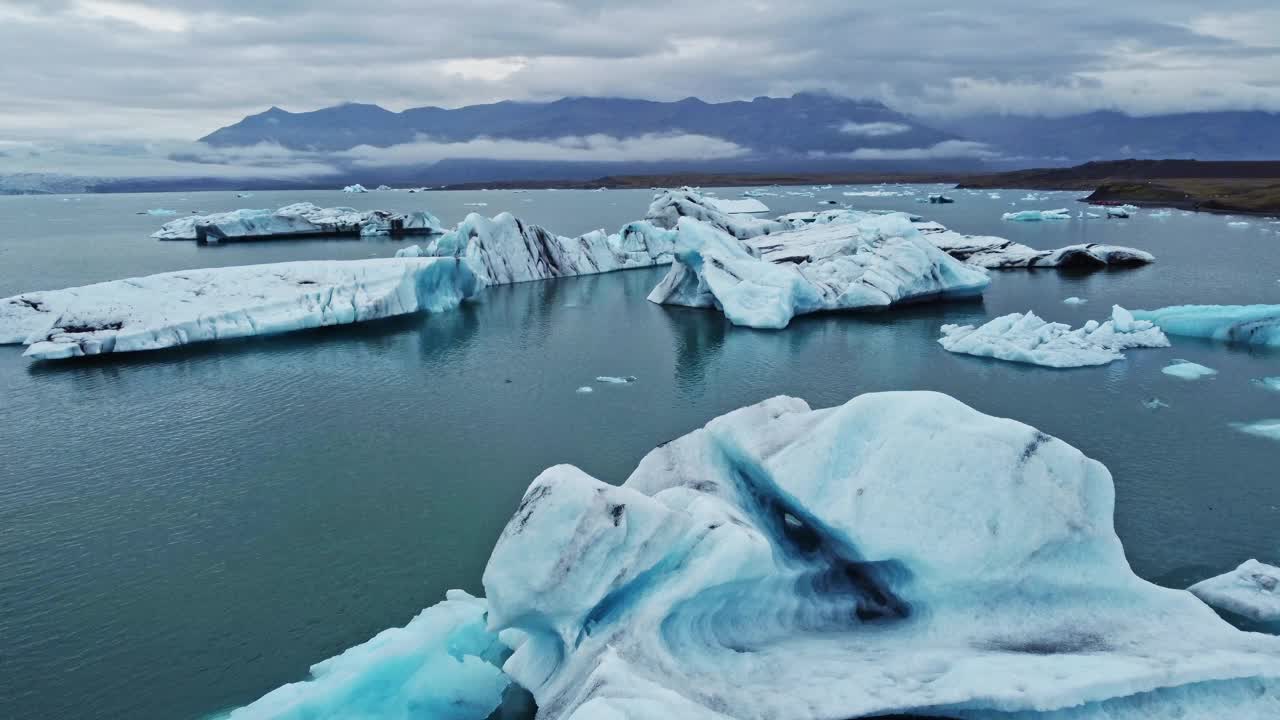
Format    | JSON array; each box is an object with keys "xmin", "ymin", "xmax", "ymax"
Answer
[{"xmin": 1, "ymin": 0, "xmax": 1278, "ymax": 143}]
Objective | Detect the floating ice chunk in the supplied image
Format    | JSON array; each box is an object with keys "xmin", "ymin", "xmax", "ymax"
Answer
[
  {"xmin": 575, "ymin": 386, "xmax": 594, "ymax": 394},
  {"xmin": 1149, "ymin": 209, "xmax": 1172, "ymax": 218},
  {"xmin": 1003, "ymin": 208, "xmax": 1072, "ymax": 222},
  {"xmin": 988, "ymin": 192, "xmax": 1002, "ymax": 199},
  {"xmin": 144, "ymin": 208, "xmax": 177, "ymax": 216},
  {"xmin": 842, "ymin": 189, "xmax": 905, "ymax": 197},
  {"xmin": 647, "ymin": 215, "xmax": 989, "ymax": 329},
  {"xmin": 1064, "ymin": 297, "xmax": 1088, "ymax": 305},
  {"xmin": 595, "ymin": 375, "xmax": 637, "ymax": 384},
  {"xmin": 928, "ymin": 193, "xmax": 955, "ymax": 204},
  {"xmin": 236, "ymin": 192, "xmax": 254, "ymax": 198},
  {"xmin": 1232, "ymin": 419, "xmax": 1280, "ymax": 442},
  {"xmin": 1229, "ymin": 221, "xmax": 1251, "ymax": 228},
  {"xmin": 0, "ymin": 258, "xmax": 479, "ymax": 360},
  {"xmin": 481, "ymin": 390, "xmax": 1280, "ymax": 720},
  {"xmin": 1162, "ymin": 360, "xmax": 1218, "ymax": 380},
  {"xmin": 1253, "ymin": 377, "xmax": 1280, "ymax": 393},
  {"xmin": 375, "ymin": 184, "xmax": 393, "ymax": 191},
  {"xmin": 916, "ymin": 221, "xmax": 1154, "ymax": 269},
  {"xmin": 152, "ymin": 203, "xmax": 442, "ymax": 242},
  {"xmin": 704, "ymin": 197, "xmax": 770, "ymax": 214},
  {"xmin": 464, "ymin": 202, "xmax": 488, "ymax": 207},
  {"xmin": 1190, "ymin": 560, "xmax": 1280, "ymax": 623},
  {"xmin": 418, "ymin": 214, "xmax": 674, "ymax": 286},
  {"xmin": 1106, "ymin": 206, "xmax": 1131, "ymax": 218},
  {"xmin": 394, "ymin": 244, "xmax": 423, "ymax": 258},
  {"xmin": 225, "ymin": 590, "xmax": 510, "ymax": 720},
  {"xmin": 939, "ymin": 306, "xmax": 1169, "ymax": 368},
  {"xmin": 1143, "ymin": 397, "xmax": 1170, "ymax": 410},
  {"xmin": 1133, "ymin": 305, "xmax": 1280, "ymax": 347},
  {"xmin": 342, "ymin": 184, "xmax": 369, "ymax": 193},
  {"xmin": 645, "ymin": 189, "xmax": 789, "ymax": 240}
]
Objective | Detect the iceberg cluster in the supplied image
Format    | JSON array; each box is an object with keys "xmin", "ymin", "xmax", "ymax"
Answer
[
  {"xmin": 0, "ymin": 258, "xmax": 478, "ymax": 360},
  {"xmin": 916, "ymin": 221, "xmax": 1155, "ymax": 269},
  {"xmin": 1133, "ymin": 305, "xmax": 1280, "ymax": 347},
  {"xmin": 647, "ymin": 213, "xmax": 989, "ymax": 329},
  {"xmin": 939, "ymin": 306, "xmax": 1170, "ymax": 368},
  {"xmin": 152, "ymin": 203, "xmax": 443, "ymax": 243},
  {"xmin": 1190, "ymin": 560, "xmax": 1280, "ymax": 623},
  {"xmin": 1003, "ymin": 208, "xmax": 1072, "ymax": 222},
  {"xmin": 412, "ymin": 213, "xmax": 675, "ymax": 286}
]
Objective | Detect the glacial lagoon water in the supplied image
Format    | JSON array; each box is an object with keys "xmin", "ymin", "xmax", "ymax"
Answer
[{"xmin": 1, "ymin": 186, "xmax": 1278, "ymax": 719}]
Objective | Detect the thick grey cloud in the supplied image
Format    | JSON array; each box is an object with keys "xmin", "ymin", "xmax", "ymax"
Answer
[{"xmin": 0, "ymin": 0, "xmax": 1276, "ymax": 143}]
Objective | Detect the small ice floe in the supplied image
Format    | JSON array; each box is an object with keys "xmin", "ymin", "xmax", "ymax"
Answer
[
  {"xmin": 938, "ymin": 306, "xmax": 1169, "ymax": 368},
  {"xmin": 1162, "ymin": 359, "xmax": 1217, "ymax": 380},
  {"xmin": 988, "ymin": 192, "xmax": 1002, "ymax": 199},
  {"xmin": 1253, "ymin": 377, "xmax": 1280, "ymax": 393},
  {"xmin": 842, "ymin": 189, "xmax": 905, "ymax": 197},
  {"xmin": 595, "ymin": 375, "xmax": 637, "ymax": 384},
  {"xmin": 928, "ymin": 194, "xmax": 955, "ymax": 204},
  {"xmin": 1002, "ymin": 208, "xmax": 1071, "ymax": 222},
  {"xmin": 342, "ymin": 184, "xmax": 369, "ymax": 193},
  {"xmin": 1143, "ymin": 397, "xmax": 1170, "ymax": 410},
  {"xmin": 1149, "ymin": 209, "xmax": 1172, "ymax": 218},
  {"xmin": 1228, "ymin": 221, "xmax": 1251, "ymax": 228},
  {"xmin": 819, "ymin": 200, "xmax": 839, "ymax": 205},
  {"xmin": 1086, "ymin": 212, "xmax": 1101, "ymax": 218},
  {"xmin": 575, "ymin": 386, "xmax": 594, "ymax": 394},
  {"xmin": 375, "ymin": 185, "xmax": 393, "ymax": 191},
  {"xmin": 1106, "ymin": 206, "xmax": 1131, "ymax": 219},
  {"xmin": 236, "ymin": 192, "xmax": 254, "ymax": 198},
  {"xmin": 1231, "ymin": 419, "xmax": 1280, "ymax": 442},
  {"xmin": 1133, "ymin": 305, "xmax": 1280, "ymax": 347},
  {"xmin": 1189, "ymin": 559, "xmax": 1280, "ymax": 623},
  {"xmin": 143, "ymin": 208, "xmax": 177, "ymax": 216},
  {"xmin": 1063, "ymin": 297, "xmax": 1088, "ymax": 305},
  {"xmin": 464, "ymin": 202, "xmax": 488, "ymax": 207}
]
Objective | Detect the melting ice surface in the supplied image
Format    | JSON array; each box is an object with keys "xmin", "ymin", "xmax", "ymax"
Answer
[
  {"xmin": 939, "ymin": 306, "xmax": 1169, "ymax": 368},
  {"xmin": 646, "ymin": 214, "xmax": 990, "ymax": 329},
  {"xmin": 1190, "ymin": 560, "xmax": 1280, "ymax": 623},
  {"xmin": 1133, "ymin": 305, "xmax": 1280, "ymax": 347},
  {"xmin": 1163, "ymin": 360, "xmax": 1219, "ymax": 380},
  {"xmin": 228, "ymin": 392, "xmax": 1280, "ymax": 719},
  {"xmin": 0, "ymin": 258, "xmax": 479, "ymax": 360}
]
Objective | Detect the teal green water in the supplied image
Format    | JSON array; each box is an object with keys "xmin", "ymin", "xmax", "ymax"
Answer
[{"xmin": 1, "ymin": 188, "xmax": 1277, "ymax": 719}]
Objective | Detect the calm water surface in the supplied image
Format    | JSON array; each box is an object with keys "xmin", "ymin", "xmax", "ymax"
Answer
[{"xmin": 1, "ymin": 187, "xmax": 1278, "ymax": 719}]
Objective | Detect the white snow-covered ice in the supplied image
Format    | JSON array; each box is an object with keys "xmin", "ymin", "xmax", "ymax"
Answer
[
  {"xmin": 415, "ymin": 213, "xmax": 675, "ymax": 286},
  {"xmin": 647, "ymin": 214, "xmax": 990, "ymax": 329},
  {"xmin": 0, "ymin": 258, "xmax": 479, "ymax": 360},
  {"xmin": 1133, "ymin": 305, "xmax": 1280, "ymax": 347},
  {"xmin": 152, "ymin": 203, "xmax": 443, "ymax": 242},
  {"xmin": 704, "ymin": 197, "xmax": 770, "ymax": 214},
  {"xmin": 1162, "ymin": 360, "xmax": 1218, "ymax": 380},
  {"xmin": 1064, "ymin": 297, "xmax": 1088, "ymax": 305},
  {"xmin": 939, "ymin": 306, "xmax": 1170, "ymax": 368},
  {"xmin": 1190, "ymin": 560, "xmax": 1280, "ymax": 623},
  {"xmin": 1003, "ymin": 208, "xmax": 1072, "ymax": 222}
]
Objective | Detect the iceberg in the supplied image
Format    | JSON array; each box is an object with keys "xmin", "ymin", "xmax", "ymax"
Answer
[
  {"xmin": 416, "ymin": 213, "xmax": 675, "ymax": 286},
  {"xmin": 1254, "ymin": 377, "xmax": 1280, "ymax": 393},
  {"xmin": 1190, "ymin": 560, "xmax": 1280, "ymax": 623},
  {"xmin": 343, "ymin": 184, "xmax": 369, "ymax": 193},
  {"xmin": 644, "ymin": 189, "xmax": 789, "ymax": 240},
  {"xmin": 1003, "ymin": 208, "xmax": 1072, "ymax": 222},
  {"xmin": 375, "ymin": 184, "xmax": 393, "ymax": 191},
  {"xmin": 595, "ymin": 375, "xmax": 637, "ymax": 384},
  {"xmin": 0, "ymin": 258, "xmax": 479, "ymax": 360},
  {"xmin": 1232, "ymin": 419, "xmax": 1280, "ymax": 442},
  {"xmin": 144, "ymin": 208, "xmax": 177, "ymax": 216},
  {"xmin": 1106, "ymin": 206, "xmax": 1131, "ymax": 218},
  {"xmin": 939, "ymin": 306, "xmax": 1170, "ymax": 368},
  {"xmin": 151, "ymin": 203, "xmax": 443, "ymax": 243},
  {"xmin": 480, "ymin": 391, "xmax": 1280, "ymax": 720},
  {"xmin": 575, "ymin": 386, "xmax": 594, "ymax": 394},
  {"xmin": 647, "ymin": 214, "xmax": 989, "ymax": 329},
  {"xmin": 1163, "ymin": 360, "xmax": 1218, "ymax": 380},
  {"xmin": 915, "ymin": 221, "xmax": 1155, "ymax": 269},
  {"xmin": 1064, "ymin": 297, "xmax": 1088, "ymax": 304},
  {"xmin": 704, "ymin": 197, "xmax": 770, "ymax": 215},
  {"xmin": 224, "ymin": 590, "xmax": 511, "ymax": 720},
  {"xmin": 1132, "ymin": 305, "xmax": 1280, "ymax": 347}
]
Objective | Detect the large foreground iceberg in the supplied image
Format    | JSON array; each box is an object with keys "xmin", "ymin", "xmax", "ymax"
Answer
[
  {"xmin": 413, "ymin": 213, "xmax": 675, "ymax": 286},
  {"xmin": 482, "ymin": 391, "xmax": 1280, "ymax": 719},
  {"xmin": 152, "ymin": 203, "xmax": 443, "ymax": 242},
  {"xmin": 1133, "ymin": 305, "xmax": 1280, "ymax": 347},
  {"xmin": 915, "ymin": 222, "xmax": 1154, "ymax": 269},
  {"xmin": 939, "ymin": 306, "xmax": 1170, "ymax": 368},
  {"xmin": 0, "ymin": 258, "xmax": 478, "ymax": 360},
  {"xmin": 1190, "ymin": 560, "xmax": 1280, "ymax": 624},
  {"xmin": 647, "ymin": 214, "xmax": 990, "ymax": 329}
]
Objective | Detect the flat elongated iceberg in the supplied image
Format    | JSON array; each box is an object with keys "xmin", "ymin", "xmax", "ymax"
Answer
[
  {"xmin": 152, "ymin": 203, "xmax": 443, "ymax": 242},
  {"xmin": 1163, "ymin": 359, "xmax": 1218, "ymax": 380},
  {"xmin": 704, "ymin": 197, "xmax": 769, "ymax": 214},
  {"xmin": 939, "ymin": 306, "xmax": 1170, "ymax": 367},
  {"xmin": 647, "ymin": 214, "xmax": 989, "ymax": 329},
  {"xmin": 916, "ymin": 221, "xmax": 1155, "ymax": 269},
  {"xmin": 645, "ymin": 189, "xmax": 788, "ymax": 240},
  {"xmin": 481, "ymin": 391, "xmax": 1280, "ymax": 719},
  {"xmin": 416, "ymin": 213, "xmax": 675, "ymax": 286},
  {"xmin": 225, "ymin": 590, "xmax": 511, "ymax": 720},
  {"xmin": 1133, "ymin": 305, "xmax": 1280, "ymax": 347},
  {"xmin": 1003, "ymin": 208, "xmax": 1072, "ymax": 221},
  {"xmin": 0, "ymin": 258, "xmax": 478, "ymax": 360},
  {"xmin": 1190, "ymin": 560, "xmax": 1280, "ymax": 623}
]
